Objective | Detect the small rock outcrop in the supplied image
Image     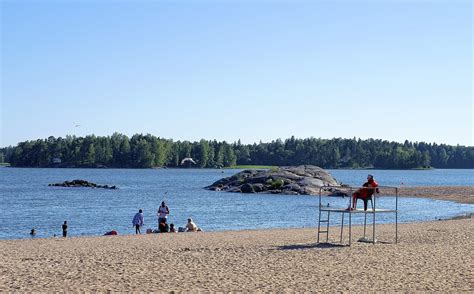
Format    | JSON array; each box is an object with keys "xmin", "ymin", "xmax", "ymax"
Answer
[
  {"xmin": 49, "ymin": 179, "xmax": 117, "ymax": 189},
  {"xmin": 205, "ymin": 165, "xmax": 340, "ymax": 195}
]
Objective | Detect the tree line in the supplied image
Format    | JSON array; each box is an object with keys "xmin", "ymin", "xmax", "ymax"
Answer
[{"xmin": 0, "ymin": 133, "xmax": 472, "ymax": 169}]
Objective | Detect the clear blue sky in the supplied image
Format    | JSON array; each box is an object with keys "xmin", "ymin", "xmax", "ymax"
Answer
[{"xmin": 1, "ymin": 0, "xmax": 472, "ymax": 147}]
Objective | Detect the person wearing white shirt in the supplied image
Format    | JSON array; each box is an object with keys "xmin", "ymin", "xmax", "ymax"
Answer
[
  {"xmin": 186, "ymin": 218, "xmax": 198, "ymax": 232},
  {"xmin": 157, "ymin": 201, "xmax": 170, "ymax": 226}
]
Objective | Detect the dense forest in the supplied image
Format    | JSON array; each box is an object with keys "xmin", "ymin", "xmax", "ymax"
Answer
[{"xmin": 0, "ymin": 133, "xmax": 473, "ymax": 169}]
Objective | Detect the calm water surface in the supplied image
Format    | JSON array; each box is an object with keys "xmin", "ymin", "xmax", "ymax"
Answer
[{"xmin": 0, "ymin": 168, "xmax": 472, "ymax": 240}]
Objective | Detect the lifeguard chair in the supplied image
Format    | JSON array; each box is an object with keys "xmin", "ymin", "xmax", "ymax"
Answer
[{"xmin": 317, "ymin": 185, "xmax": 399, "ymax": 246}]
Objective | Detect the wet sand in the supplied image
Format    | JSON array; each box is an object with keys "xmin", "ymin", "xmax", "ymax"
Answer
[{"xmin": 397, "ymin": 186, "xmax": 474, "ymax": 204}]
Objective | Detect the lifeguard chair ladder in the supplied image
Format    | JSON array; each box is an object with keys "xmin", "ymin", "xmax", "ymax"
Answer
[{"xmin": 317, "ymin": 209, "xmax": 331, "ymax": 243}]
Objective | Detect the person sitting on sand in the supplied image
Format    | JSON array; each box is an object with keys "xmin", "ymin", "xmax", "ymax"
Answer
[
  {"xmin": 169, "ymin": 223, "xmax": 176, "ymax": 233},
  {"xmin": 159, "ymin": 218, "xmax": 169, "ymax": 233},
  {"xmin": 132, "ymin": 209, "xmax": 144, "ymax": 234},
  {"xmin": 185, "ymin": 218, "xmax": 199, "ymax": 232},
  {"xmin": 350, "ymin": 174, "xmax": 379, "ymax": 211}
]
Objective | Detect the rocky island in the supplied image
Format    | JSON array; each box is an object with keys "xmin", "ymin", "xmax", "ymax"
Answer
[
  {"xmin": 49, "ymin": 179, "xmax": 117, "ymax": 189},
  {"xmin": 205, "ymin": 165, "xmax": 340, "ymax": 195}
]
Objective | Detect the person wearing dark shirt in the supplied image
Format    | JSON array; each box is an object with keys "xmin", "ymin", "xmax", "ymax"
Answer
[
  {"xmin": 62, "ymin": 221, "xmax": 68, "ymax": 237},
  {"xmin": 159, "ymin": 218, "xmax": 169, "ymax": 233},
  {"xmin": 169, "ymin": 223, "xmax": 176, "ymax": 233}
]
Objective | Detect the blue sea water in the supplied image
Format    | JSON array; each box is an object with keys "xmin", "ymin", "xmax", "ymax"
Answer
[{"xmin": 0, "ymin": 168, "xmax": 472, "ymax": 240}]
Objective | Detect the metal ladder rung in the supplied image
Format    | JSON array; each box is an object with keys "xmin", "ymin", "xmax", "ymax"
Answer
[{"xmin": 317, "ymin": 209, "xmax": 330, "ymax": 243}]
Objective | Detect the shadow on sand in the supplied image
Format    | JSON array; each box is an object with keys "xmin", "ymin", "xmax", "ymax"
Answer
[{"xmin": 272, "ymin": 243, "xmax": 348, "ymax": 251}]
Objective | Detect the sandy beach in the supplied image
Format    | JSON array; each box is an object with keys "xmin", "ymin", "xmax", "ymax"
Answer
[
  {"xmin": 1, "ymin": 187, "xmax": 473, "ymax": 292},
  {"xmin": 0, "ymin": 218, "xmax": 472, "ymax": 292},
  {"xmin": 397, "ymin": 186, "xmax": 474, "ymax": 204}
]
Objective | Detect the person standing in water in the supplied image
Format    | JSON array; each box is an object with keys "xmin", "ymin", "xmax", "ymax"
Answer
[{"xmin": 62, "ymin": 221, "xmax": 68, "ymax": 237}]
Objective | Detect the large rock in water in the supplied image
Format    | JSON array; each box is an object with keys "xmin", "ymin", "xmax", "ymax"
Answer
[
  {"xmin": 205, "ymin": 165, "xmax": 340, "ymax": 195},
  {"xmin": 48, "ymin": 179, "xmax": 117, "ymax": 189}
]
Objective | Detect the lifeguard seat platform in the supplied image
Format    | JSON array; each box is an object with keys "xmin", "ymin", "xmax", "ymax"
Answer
[{"xmin": 317, "ymin": 185, "xmax": 399, "ymax": 246}]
